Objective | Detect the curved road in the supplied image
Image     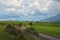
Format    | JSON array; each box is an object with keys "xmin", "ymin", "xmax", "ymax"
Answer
[{"xmin": 39, "ymin": 33, "xmax": 60, "ymax": 40}]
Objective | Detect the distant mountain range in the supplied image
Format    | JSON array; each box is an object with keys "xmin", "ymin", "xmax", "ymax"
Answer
[{"xmin": 40, "ymin": 14, "xmax": 60, "ymax": 22}]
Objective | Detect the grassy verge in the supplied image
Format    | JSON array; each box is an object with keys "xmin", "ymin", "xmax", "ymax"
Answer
[
  {"xmin": 0, "ymin": 26, "xmax": 15, "ymax": 40},
  {"xmin": 33, "ymin": 22, "xmax": 60, "ymax": 38}
]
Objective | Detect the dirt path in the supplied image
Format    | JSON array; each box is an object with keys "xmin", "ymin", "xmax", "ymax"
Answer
[{"xmin": 39, "ymin": 33, "xmax": 60, "ymax": 40}]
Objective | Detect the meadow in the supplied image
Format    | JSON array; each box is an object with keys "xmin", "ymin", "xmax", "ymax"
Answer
[
  {"xmin": 33, "ymin": 22, "xmax": 60, "ymax": 38},
  {"xmin": 0, "ymin": 21, "xmax": 60, "ymax": 40}
]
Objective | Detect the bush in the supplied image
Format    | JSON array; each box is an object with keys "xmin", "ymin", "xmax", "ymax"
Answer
[
  {"xmin": 5, "ymin": 24, "xmax": 21, "ymax": 36},
  {"xmin": 24, "ymin": 27, "xmax": 39, "ymax": 36}
]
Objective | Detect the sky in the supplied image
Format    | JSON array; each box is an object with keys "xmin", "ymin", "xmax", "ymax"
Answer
[{"xmin": 0, "ymin": 0, "xmax": 60, "ymax": 21}]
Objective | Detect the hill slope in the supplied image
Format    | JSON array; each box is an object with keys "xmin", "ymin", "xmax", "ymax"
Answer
[{"xmin": 40, "ymin": 14, "xmax": 60, "ymax": 22}]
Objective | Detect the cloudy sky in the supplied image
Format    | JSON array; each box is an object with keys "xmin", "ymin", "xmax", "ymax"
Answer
[{"xmin": 0, "ymin": 0, "xmax": 60, "ymax": 21}]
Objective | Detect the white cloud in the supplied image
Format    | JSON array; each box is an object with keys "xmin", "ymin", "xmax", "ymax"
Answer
[
  {"xmin": 31, "ymin": 10, "xmax": 35, "ymax": 14},
  {"xmin": 0, "ymin": 0, "xmax": 23, "ymax": 7},
  {"xmin": 0, "ymin": 0, "xmax": 60, "ymax": 21},
  {"xmin": 4, "ymin": 8, "xmax": 16, "ymax": 12},
  {"xmin": 50, "ymin": 12, "xmax": 57, "ymax": 16},
  {"xmin": 22, "ymin": 13, "xmax": 28, "ymax": 16},
  {"xmin": 34, "ymin": 0, "xmax": 41, "ymax": 10},
  {"xmin": 32, "ymin": 0, "xmax": 53, "ymax": 12},
  {"xmin": 0, "ymin": 18, "xmax": 16, "ymax": 21},
  {"xmin": 58, "ymin": 5, "xmax": 60, "ymax": 10},
  {"xmin": 9, "ymin": 0, "xmax": 23, "ymax": 6},
  {"xmin": 0, "ymin": 0, "xmax": 53, "ymax": 13}
]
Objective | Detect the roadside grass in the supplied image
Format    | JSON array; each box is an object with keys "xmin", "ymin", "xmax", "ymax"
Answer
[
  {"xmin": 0, "ymin": 26, "xmax": 15, "ymax": 40},
  {"xmin": 33, "ymin": 22, "xmax": 60, "ymax": 38}
]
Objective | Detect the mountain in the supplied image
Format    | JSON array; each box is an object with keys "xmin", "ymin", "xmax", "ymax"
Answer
[{"xmin": 40, "ymin": 14, "xmax": 60, "ymax": 22}]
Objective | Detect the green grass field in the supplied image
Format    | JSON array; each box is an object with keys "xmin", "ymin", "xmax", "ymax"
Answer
[
  {"xmin": 0, "ymin": 26, "xmax": 16, "ymax": 40},
  {"xmin": 0, "ymin": 21, "xmax": 60, "ymax": 40},
  {"xmin": 33, "ymin": 22, "xmax": 60, "ymax": 38}
]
